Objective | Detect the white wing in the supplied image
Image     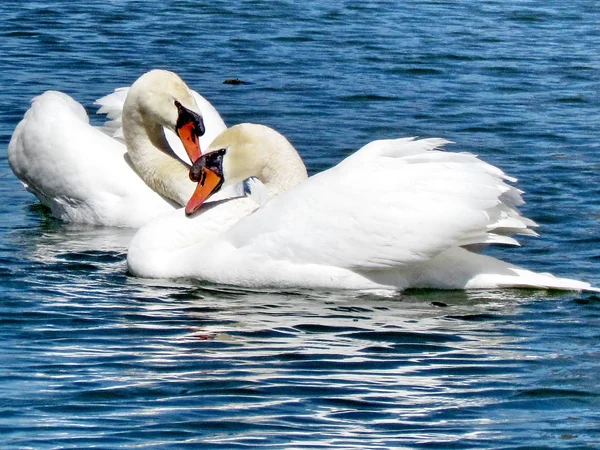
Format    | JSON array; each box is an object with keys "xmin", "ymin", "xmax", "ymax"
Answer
[
  {"xmin": 94, "ymin": 87, "xmax": 129, "ymax": 139},
  {"xmin": 224, "ymin": 138, "xmax": 537, "ymax": 270}
]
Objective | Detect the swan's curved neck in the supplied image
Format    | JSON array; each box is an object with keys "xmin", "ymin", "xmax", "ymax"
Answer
[
  {"xmin": 122, "ymin": 101, "xmax": 192, "ymax": 206},
  {"xmin": 220, "ymin": 124, "xmax": 309, "ymax": 199},
  {"xmin": 258, "ymin": 145, "xmax": 308, "ymax": 198}
]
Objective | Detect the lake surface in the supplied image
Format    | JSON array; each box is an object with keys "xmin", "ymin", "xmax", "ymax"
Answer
[{"xmin": 1, "ymin": 1, "xmax": 599, "ymax": 448}]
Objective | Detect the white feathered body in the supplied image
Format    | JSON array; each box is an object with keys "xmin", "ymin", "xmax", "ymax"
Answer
[{"xmin": 128, "ymin": 136, "xmax": 594, "ymax": 291}]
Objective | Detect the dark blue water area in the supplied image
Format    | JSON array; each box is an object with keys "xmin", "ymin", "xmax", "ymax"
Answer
[{"xmin": 1, "ymin": 0, "xmax": 600, "ymax": 448}]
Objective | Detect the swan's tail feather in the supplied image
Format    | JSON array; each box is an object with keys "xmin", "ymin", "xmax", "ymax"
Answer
[
  {"xmin": 413, "ymin": 248, "xmax": 598, "ymax": 292},
  {"xmin": 467, "ymin": 268, "xmax": 599, "ymax": 292}
]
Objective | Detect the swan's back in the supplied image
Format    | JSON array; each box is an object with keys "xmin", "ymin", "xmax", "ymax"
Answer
[{"xmin": 9, "ymin": 91, "xmax": 174, "ymax": 226}]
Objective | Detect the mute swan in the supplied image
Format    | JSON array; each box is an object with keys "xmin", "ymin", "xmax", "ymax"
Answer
[
  {"xmin": 127, "ymin": 123, "xmax": 596, "ymax": 292},
  {"xmin": 8, "ymin": 69, "xmax": 225, "ymax": 227}
]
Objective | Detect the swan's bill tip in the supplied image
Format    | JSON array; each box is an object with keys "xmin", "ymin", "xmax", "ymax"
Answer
[{"xmin": 185, "ymin": 168, "xmax": 224, "ymax": 215}]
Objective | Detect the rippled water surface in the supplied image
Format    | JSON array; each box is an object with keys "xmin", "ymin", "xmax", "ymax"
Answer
[{"xmin": 1, "ymin": 1, "xmax": 600, "ymax": 448}]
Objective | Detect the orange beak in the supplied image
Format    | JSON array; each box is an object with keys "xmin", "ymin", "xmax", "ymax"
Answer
[
  {"xmin": 185, "ymin": 168, "xmax": 224, "ymax": 215},
  {"xmin": 175, "ymin": 101, "xmax": 205, "ymax": 164}
]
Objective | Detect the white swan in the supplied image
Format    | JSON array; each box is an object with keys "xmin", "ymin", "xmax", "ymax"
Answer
[
  {"xmin": 8, "ymin": 69, "xmax": 226, "ymax": 228},
  {"xmin": 127, "ymin": 123, "xmax": 596, "ymax": 292}
]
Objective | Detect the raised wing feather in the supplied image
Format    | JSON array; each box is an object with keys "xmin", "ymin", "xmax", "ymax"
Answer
[{"xmin": 95, "ymin": 87, "xmax": 129, "ymax": 139}]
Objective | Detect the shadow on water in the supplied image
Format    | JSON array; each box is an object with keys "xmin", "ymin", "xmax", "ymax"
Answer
[{"xmin": 12, "ymin": 206, "xmax": 135, "ymax": 260}]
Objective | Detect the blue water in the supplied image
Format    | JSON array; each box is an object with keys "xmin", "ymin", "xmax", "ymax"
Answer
[{"xmin": 1, "ymin": 1, "xmax": 600, "ymax": 448}]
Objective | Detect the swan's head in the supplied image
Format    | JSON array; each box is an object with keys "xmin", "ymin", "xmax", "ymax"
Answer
[
  {"xmin": 185, "ymin": 123, "xmax": 307, "ymax": 215},
  {"xmin": 126, "ymin": 69, "xmax": 206, "ymax": 162}
]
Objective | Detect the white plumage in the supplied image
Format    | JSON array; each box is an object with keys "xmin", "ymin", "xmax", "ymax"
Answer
[
  {"xmin": 128, "ymin": 124, "xmax": 595, "ymax": 292},
  {"xmin": 8, "ymin": 70, "xmax": 226, "ymax": 227}
]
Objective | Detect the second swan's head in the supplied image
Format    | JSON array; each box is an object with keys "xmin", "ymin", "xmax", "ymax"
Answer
[{"xmin": 185, "ymin": 123, "xmax": 307, "ymax": 215}]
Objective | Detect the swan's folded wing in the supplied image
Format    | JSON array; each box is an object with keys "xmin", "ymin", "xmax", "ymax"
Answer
[
  {"xmin": 95, "ymin": 87, "xmax": 129, "ymax": 140},
  {"xmin": 10, "ymin": 91, "xmax": 125, "ymax": 200},
  {"xmin": 9, "ymin": 91, "xmax": 171, "ymax": 226},
  {"xmin": 224, "ymin": 138, "xmax": 537, "ymax": 270}
]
